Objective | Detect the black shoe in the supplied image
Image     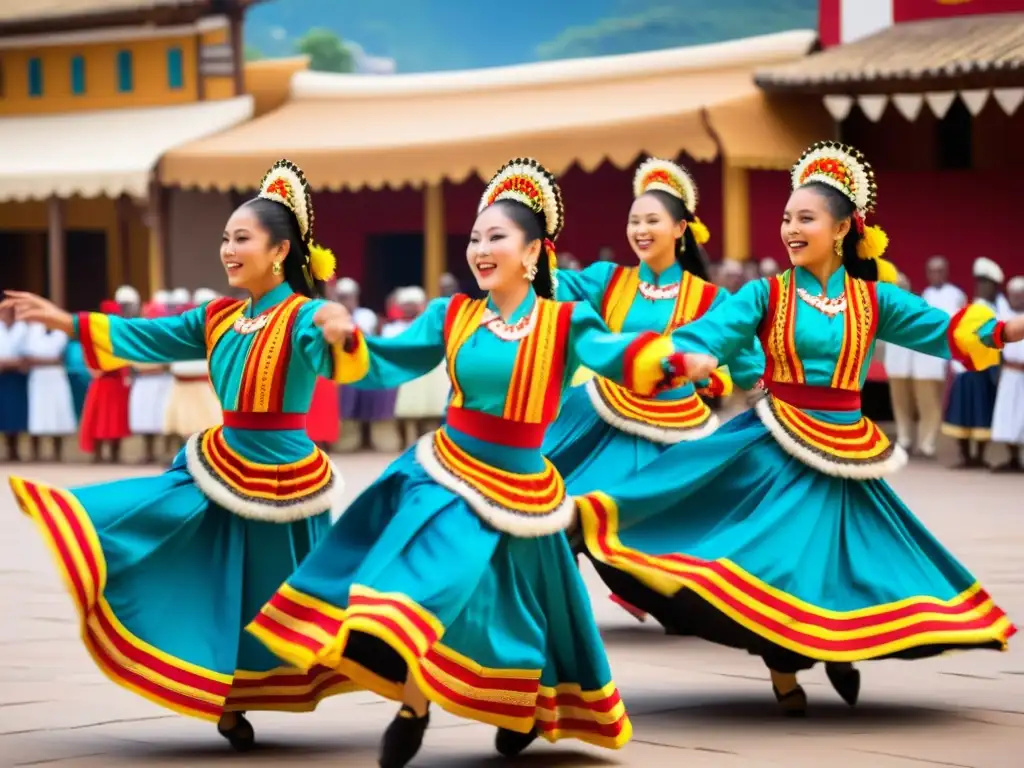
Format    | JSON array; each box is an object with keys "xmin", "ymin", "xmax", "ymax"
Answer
[
  {"xmin": 496, "ymin": 727, "xmax": 538, "ymax": 757},
  {"xmin": 992, "ymin": 461, "xmax": 1024, "ymax": 474},
  {"xmin": 825, "ymin": 662, "xmax": 860, "ymax": 706},
  {"xmin": 772, "ymin": 684, "xmax": 807, "ymax": 717},
  {"xmin": 217, "ymin": 712, "xmax": 255, "ymax": 752},
  {"xmin": 380, "ymin": 706, "xmax": 430, "ymax": 768}
]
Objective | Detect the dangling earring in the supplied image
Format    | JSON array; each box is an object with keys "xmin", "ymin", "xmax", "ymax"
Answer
[
  {"xmin": 833, "ymin": 238, "xmax": 843, "ymax": 259},
  {"xmin": 272, "ymin": 260, "xmax": 283, "ymax": 276},
  {"xmin": 522, "ymin": 258, "xmax": 538, "ymax": 282}
]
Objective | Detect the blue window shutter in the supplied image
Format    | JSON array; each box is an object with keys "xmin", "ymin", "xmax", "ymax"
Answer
[
  {"xmin": 28, "ymin": 57, "xmax": 43, "ymax": 97},
  {"xmin": 117, "ymin": 49, "xmax": 133, "ymax": 92},
  {"xmin": 167, "ymin": 47, "xmax": 184, "ymax": 89},
  {"xmin": 71, "ymin": 55, "xmax": 86, "ymax": 95}
]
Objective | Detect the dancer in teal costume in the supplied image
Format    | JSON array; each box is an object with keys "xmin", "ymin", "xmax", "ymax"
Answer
[
  {"xmin": 576, "ymin": 141, "xmax": 1020, "ymax": 716},
  {"xmin": 542, "ymin": 158, "xmax": 763, "ymax": 623},
  {"xmin": 248, "ymin": 158, "xmax": 693, "ymax": 768},
  {"xmin": 3, "ymin": 160, "xmax": 354, "ymax": 749}
]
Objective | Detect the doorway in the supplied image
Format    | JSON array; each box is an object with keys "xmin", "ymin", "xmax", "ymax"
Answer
[
  {"xmin": 0, "ymin": 231, "xmax": 47, "ymax": 294},
  {"xmin": 363, "ymin": 233, "xmax": 424, "ymax": 312},
  {"xmin": 65, "ymin": 230, "xmax": 109, "ymax": 312}
]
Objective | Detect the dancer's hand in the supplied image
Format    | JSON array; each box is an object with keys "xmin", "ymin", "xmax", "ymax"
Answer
[
  {"xmin": 1003, "ymin": 316, "xmax": 1024, "ymax": 344},
  {"xmin": 0, "ymin": 291, "xmax": 74, "ymax": 334},
  {"xmin": 315, "ymin": 302, "xmax": 355, "ymax": 345},
  {"xmin": 679, "ymin": 353, "xmax": 718, "ymax": 382}
]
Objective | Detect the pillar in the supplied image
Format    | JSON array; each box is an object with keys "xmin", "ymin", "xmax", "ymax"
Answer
[
  {"xmin": 46, "ymin": 197, "xmax": 66, "ymax": 306},
  {"xmin": 146, "ymin": 178, "xmax": 168, "ymax": 296},
  {"xmin": 423, "ymin": 182, "xmax": 446, "ymax": 297},
  {"xmin": 722, "ymin": 161, "xmax": 751, "ymax": 261},
  {"xmin": 116, "ymin": 194, "xmax": 134, "ymax": 288}
]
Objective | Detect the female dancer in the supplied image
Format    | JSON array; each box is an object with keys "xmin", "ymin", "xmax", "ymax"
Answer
[
  {"xmin": 247, "ymin": 158, "xmax": 690, "ymax": 767},
  {"xmin": 2, "ymin": 159, "xmax": 353, "ymax": 748},
  {"xmin": 574, "ymin": 141, "xmax": 1020, "ymax": 714},
  {"xmin": 544, "ymin": 158, "xmax": 763, "ymax": 622}
]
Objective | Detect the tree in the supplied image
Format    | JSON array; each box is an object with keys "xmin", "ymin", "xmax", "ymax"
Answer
[
  {"xmin": 244, "ymin": 44, "xmax": 264, "ymax": 61},
  {"xmin": 296, "ymin": 28, "xmax": 355, "ymax": 73}
]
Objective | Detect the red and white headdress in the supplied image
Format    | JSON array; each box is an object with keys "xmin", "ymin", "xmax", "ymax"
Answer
[
  {"xmin": 633, "ymin": 157, "xmax": 709, "ymax": 245},
  {"xmin": 791, "ymin": 141, "xmax": 892, "ymax": 280},
  {"xmin": 479, "ymin": 157, "xmax": 564, "ymax": 290},
  {"xmin": 258, "ymin": 159, "xmax": 336, "ymax": 283}
]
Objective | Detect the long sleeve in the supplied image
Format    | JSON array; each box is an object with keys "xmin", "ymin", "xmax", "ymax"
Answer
[
  {"xmin": 555, "ymin": 262, "xmax": 617, "ymax": 306},
  {"xmin": 327, "ymin": 298, "xmax": 449, "ymax": 388},
  {"xmin": 671, "ymin": 279, "xmax": 770, "ymax": 365},
  {"xmin": 876, "ymin": 284, "xmax": 1004, "ymax": 372},
  {"xmin": 74, "ymin": 307, "xmax": 207, "ymax": 371},
  {"xmin": 690, "ymin": 287, "xmax": 766, "ymax": 396},
  {"xmin": 566, "ymin": 301, "xmax": 674, "ymax": 397}
]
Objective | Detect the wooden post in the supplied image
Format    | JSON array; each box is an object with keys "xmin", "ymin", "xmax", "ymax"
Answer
[
  {"xmin": 722, "ymin": 161, "xmax": 751, "ymax": 261},
  {"xmin": 146, "ymin": 176, "xmax": 168, "ymax": 297},
  {"xmin": 423, "ymin": 182, "xmax": 446, "ymax": 298},
  {"xmin": 46, "ymin": 197, "xmax": 65, "ymax": 306},
  {"xmin": 116, "ymin": 194, "xmax": 133, "ymax": 288},
  {"xmin": 229, "ymin": 7, "xmax": 245, "ymax": 96}
]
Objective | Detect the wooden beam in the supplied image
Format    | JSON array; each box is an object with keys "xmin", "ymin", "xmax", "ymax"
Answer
[
  {"xmin": 46, "ymin": 197, "xmax": 65, "ymax": 307},
  {"xmin": 423, "ymin": 183, "xmax": 446, "ymax": 298},
  {"xmin": 147, "ymin": 177, "xmax": 168, "ymax": 297},
  {"xmin": 722, "ymin": 162, "xmax": 750, "ymax": 261},
  {"xmin": 229, "ymin": 9, "xmax": 245, "ymax": 96},
  {"xmin": 116, "ymin": 194, "xmax": 133, "ymax": 287}
]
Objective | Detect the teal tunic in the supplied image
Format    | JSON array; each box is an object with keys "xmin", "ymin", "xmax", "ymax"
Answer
[
  {"xmin": 577, "ymin": 266, "xmax": 1015, "ymax": 670},
  {"xmin": 8, "ymin": 283, "xmax": 350, "ymax": 721},
  {"xmin": 246, "ymin": 290, "xmax": 672, "ymax": 749},
  {"xmin": 545, "ymin": 260, "xmax": 764, "ymax": 495}
]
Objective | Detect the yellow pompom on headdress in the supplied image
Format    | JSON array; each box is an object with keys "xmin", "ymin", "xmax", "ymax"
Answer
[
  {"xmin": 479, "ymin": 157, "xmax": 565, "ymax": 294},
  {"xmin": 791, "ymin": 140, "xmax": 895, "ymax": 282},
  {"xmin": 258, "ymin": 159, "xmax": 337, "ymax": 286},
  {"xmin": 633, "ymin": 157, "xmax": 710, "ymax": 245}
]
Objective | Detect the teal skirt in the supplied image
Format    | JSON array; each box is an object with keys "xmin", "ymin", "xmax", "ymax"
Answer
[
  {"xmin": 9, "ymin": 452, "xmax": 338, "ymax": 721},
  {"xmin": 577, "ymin": 409, "xmax": 1016, "ymax": 672},
  {"xmin": 247, "ymin": 446, "xmax": 630, "ymax": 749}
]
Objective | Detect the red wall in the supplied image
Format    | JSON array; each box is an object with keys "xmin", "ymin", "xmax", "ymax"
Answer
[
  {"xmin": 894, "ymin": 0, "xmax": 1024, "ymax": 22},
  {"xmin": 749, "ymin": 168, "xmax": 1021, "ymax": 291},
  {"xmin": 310, "ymin": 155, "xmax": 724, "ymax": 308}
]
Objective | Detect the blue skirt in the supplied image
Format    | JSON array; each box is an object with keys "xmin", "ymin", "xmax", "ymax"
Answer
[
  {"xmin": 943, "ymin": 369, "xmax": 999, "ymax": 441},
  {"xmin": 576, "ymin": 409, "xmax": 1015, "ymax": 671},
  {"xmin": 9, "ymin": 451, "xmax": 338, "ymax": 721},
  {"xmin": 0, "ymin": 371, "xmax": 29, "ymax": 433},
  {"xmin": 247, "ymin": 446, "xmax": 630, "ymax": 749},
  {"xmin": 543, "ymin": 384, "xmax": 672, "ymax": 493}
]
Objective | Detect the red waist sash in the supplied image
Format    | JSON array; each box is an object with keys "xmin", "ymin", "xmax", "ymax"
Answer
[
  {"xmin": 766, "ymin": 381, "xmax": 861, "ymax": 412},
  {"xmin": 445, "ymin": 406, "xmax": 547, "ymax": 449},
  {"xmin": 222, "ymin": 411, "xmax": 307, "ymax": 430}
]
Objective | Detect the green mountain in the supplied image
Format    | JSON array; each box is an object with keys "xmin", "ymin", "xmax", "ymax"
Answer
[{"xmin": 245, "ymin": 0, "xmax": 817, "ymax": 72}]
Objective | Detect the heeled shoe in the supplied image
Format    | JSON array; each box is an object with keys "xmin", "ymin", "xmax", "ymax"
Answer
[
  {"xmin": 495, "ymin": 727, "xmax": 538, "ymax": 757},
  {"xmin": 380, "ymin": 705, "xmax": 430, "ymax": 768},
  {"xmin": 217, "ymin": 712, "xmax": 255, "ymax": 752},
  {"xmin": 773, "ymin": 684, "xmax": 807, "ymax": 717},
  {"xmin": 825, "ymin": 662, "xmax": 860, "ymax": 706}
]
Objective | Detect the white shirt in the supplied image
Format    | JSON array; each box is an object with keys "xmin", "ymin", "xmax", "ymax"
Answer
[
  {"xmin": 23, "ymin": 323, "xmax": 68, "ymax": 362},
  {"xmin": 0, "ymin": 320, "xmax": 28, "ymax": 361},
  {"xmin": 382, "ymin": 319, "xmax": 412, "ymax": 339},
  {"xmin": 914, "ymin": 284, "xmax": 967, "ymax": 380},
  {"xmin": 353, "ymin": 307, "xmax": 379, "ymax": 335},
  {"xmin": 1002, "ymin": 309, "xmax": 1024, "ymax": 365}
]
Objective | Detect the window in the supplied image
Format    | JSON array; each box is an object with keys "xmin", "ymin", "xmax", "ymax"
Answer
[
  {"xmin": 116, "ymin": 49, "xmax": 133, "ymax": 92},
  {"xmin": 70, "ymin": 55, "xmax": 86, "ymax": 95},
  {"xmin": 166, "ymin": 46, "xmax": 184, "ymax": 89},
  {"xmin": 28, "ymin": 57, "xmax": 43, "ymax": 97}
]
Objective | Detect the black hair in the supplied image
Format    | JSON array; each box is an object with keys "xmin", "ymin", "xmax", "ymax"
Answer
[
  {"xmin": 490, "ymin": 198, "xmax": 555, "ymax": 298},
  {"xmin": 240, "ymin": 197, "xmax": 326, "ymax": 298},
  {"xmin": 800, "ymin": 181, "xmax": 878, "ymax": 282},
  {"xmin": 640, "ymin": 190, "xmax": 709, "ymax": 281}
]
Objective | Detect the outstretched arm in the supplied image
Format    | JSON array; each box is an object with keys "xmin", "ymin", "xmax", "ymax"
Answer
[
  {"xmin": 313, "ymin": 298, "xmax": 450, "ymax": 388},
  {"xmin": 554, "ymin": 262, "xmax": 618, "ymax": 306},
  {"xmin": 689, "ymin": 286, "xmax": 766, "ymax": 397}
]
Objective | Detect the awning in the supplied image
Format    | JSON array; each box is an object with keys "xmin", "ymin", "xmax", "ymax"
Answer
[
  {"xmin": 756, "ymin": 14, "xmax": 1024, "ymax": 93},
  {"xmin": 161, "ymin": 29, "xmax": 817, "ymax": 192},
  {"xmin": 0, "ymin": 96, "xmax": 254, "ymax": 202}
]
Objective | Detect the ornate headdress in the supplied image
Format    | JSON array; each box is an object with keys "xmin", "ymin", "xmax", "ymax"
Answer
[
  {"xmin": 479, "ymin": 157, "xmax": 564, "ymax": 292},
  {"xmin": 258, "ymin": 159, "xmax": 336, "ymax": 286},
  {"xmin": 633, "ymin": 157, "xmax": 709, "ymax": 244},
  {"xmin": 791, "ymin": 141, "xmax": 895, "ymax": 282}
]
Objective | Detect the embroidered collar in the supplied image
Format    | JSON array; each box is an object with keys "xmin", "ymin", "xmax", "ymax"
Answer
[
  {"xmin": 480, "ymin": 292, "xmax": 537, "ymax": 341},
  {"xmin": 246, "ymin": 283, "xmax": 295, "ymax": 318}
]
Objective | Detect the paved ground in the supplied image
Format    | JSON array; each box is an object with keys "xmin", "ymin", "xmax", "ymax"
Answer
[{"xmin": 1, "ymin": 448, "xmax": 1022, "ymax": 767}]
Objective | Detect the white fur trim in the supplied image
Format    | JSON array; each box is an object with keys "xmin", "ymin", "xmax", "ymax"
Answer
[
  {"xmin": 185, "ymin": 432, "xmax": 345, "ymax": 522},
  {"xmin": 755, "ymin": 397, "xmax": 907, "ymax": 480},
  {"xmin": 414, "ymin": 434, "xmax": 574, "ymax": 538},
  {"xmin": 585, "ymin": 378, "xmax": 719, "ymax": 444}
]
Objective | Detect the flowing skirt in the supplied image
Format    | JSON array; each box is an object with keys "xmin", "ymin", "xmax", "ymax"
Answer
[
  {"xmin": 0, "ymin": 371, "xmax": 29, "ymax": 433},
  {"xmin": 306, "ymin": 378, "xmax": 340, "ymax": 444},
  {"xmin": 248, "ymin": 447, "xmax": 630, "ymax": 748},
  {"xmin": 8, "ymin": 453, "xmax": 339, "ymax": 720},
  {"xmin": 576, "ymin": 409, "xmax": 1016, "ymax": 671},
  {"xmin": 79, "ymin": 374, "xmax": 131, "ymax": 451},
  {"xmin": 27, "ymin": 367, "xmax": 77, "ymax": 436}
]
